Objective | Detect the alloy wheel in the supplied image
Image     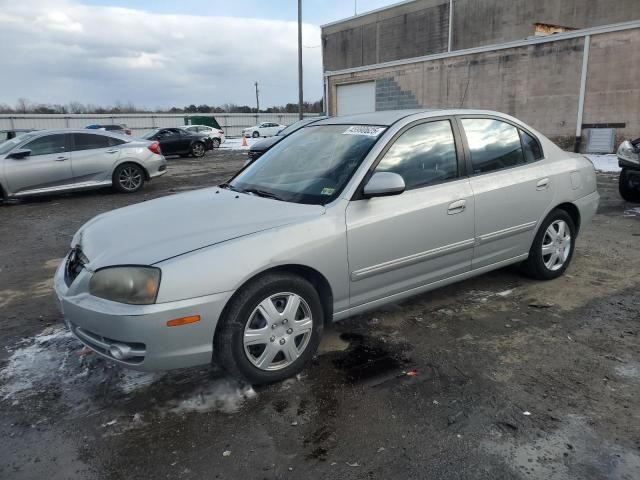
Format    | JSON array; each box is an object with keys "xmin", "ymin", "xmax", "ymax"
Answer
[
  {"xmin": 243, "ymin": 292, "xmax": 313, "ymax": 371},
  {"xmin": 118, "ymin": 166, "xmax": 142, "ymax": 191},
  {"xmin": 541, "ymin": 219, "xmax": 571, "ymax": 271},
  {"xmin": 192, "ymin": 143, "xmax": 205, "ymax": 157}
]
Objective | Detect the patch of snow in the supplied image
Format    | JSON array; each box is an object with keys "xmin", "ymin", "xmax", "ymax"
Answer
[
  {"xmin": 586, "ymin": 154, "xmax": 621, "ymax": 173},
  {"xmin": 119, "ymin": 370, "xmax": 164, "ymax": 394},
  {"xmin": 0, "ymin": 327, "xmax": 76, "ymax": 400},
  {"xmin": 168, "ymin": 378, "xmax": 256, "ymax": 415},
  {"xmin": 623, "ymin": 207, "xmax": 640, "ymax": 217}
]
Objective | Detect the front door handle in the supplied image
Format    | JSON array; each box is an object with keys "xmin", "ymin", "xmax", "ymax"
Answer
[
  {"xmin": 536, "ymin": 178, "xmax": 550, "ymax": 190},
  {"xmin": 105, "ymin": 150, "xmax": 119, "ymax": 154},
  {"xmin": 55, "ymin": 156, "xmax": 69, "ymax": 162},
  {"xmin": 448, "ymin": 199, "xmax": 466, "ymax": 215}
]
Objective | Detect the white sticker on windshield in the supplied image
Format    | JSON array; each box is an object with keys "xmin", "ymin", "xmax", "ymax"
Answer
[{"xmin": 342, "ymin": 126, "xmax": 385, "ymax": 137}]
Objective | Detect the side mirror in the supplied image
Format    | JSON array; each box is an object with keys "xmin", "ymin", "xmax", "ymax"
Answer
[
  {"xmin": 363, "ymin": 172, "xmax": 406, "ymax": 198},
  {"xmin": 8, "ymin": 148, "xmax": 31, "ymax": 159}
]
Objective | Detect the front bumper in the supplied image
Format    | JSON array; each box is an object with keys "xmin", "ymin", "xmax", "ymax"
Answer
[{"xmin": 53, "ymin": 258, "xmax": 233, "ymax": 371}]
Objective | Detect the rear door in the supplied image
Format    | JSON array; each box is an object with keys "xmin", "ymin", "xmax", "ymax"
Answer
[
  {"xmin": 458, "ymin": 116, "xmax": 553, "ymax": 268},
  {"xmin": 346, "ymin": 118, "xmax": 475, "ymax": 307},
  {"xmin": 3, "ymin": 133, "xmax": 73, "ymax": 194},
  {"xmin": 70, "ymin": 133, "xmax": 124, "ymax": 184}
]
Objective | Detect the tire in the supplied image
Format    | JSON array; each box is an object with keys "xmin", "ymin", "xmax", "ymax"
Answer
[
  {"xmin": 191, "ymin": 142, "xmax": 206, "ymax": 158},
  {"xmin": 113, "ymin": 163, "xmax": 145, "ymax": 193},
  {"xmin": 215, "ymin": 273, "xmax": 324, "ymax": 385},
  {"xmin": 619, "ymin": 168, "xmax": 640, "ymax": 202},
  {"xmin": 252, "ymin": 131, "xmax": 260, "ymax": 138},
  {"xmin": 212, "ymin": 138, "xmax": 221, "ymax": 148},
  {"xmin": 522, "ymin": 209, "xmax": 576, "ymax": 280}
]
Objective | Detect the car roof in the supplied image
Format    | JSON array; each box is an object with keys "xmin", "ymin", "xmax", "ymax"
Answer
[
  {"xmin": 15, "ymin": 129, "xmax": 135, "ymax": 140},
  {"xmin": 314, "ymin": 109, "xmax": 516, "ymax": 126}
]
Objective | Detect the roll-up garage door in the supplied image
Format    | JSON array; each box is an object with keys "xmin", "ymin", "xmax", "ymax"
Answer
[{"xmin": 336, "ymin": 82, "xmax": 375, "ymax": 116}]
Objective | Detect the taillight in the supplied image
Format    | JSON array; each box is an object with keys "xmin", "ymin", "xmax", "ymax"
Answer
[
  {"xmin": 148, "ymin": 141, "xmax": 161, "ymax": 155},
  {"xmin": 218, "ymin": 130, "xmax": 224, "ymax": 135},
  {"xmin": 125, "ymin": 128, "xmax": 132, "ymax": 135}
]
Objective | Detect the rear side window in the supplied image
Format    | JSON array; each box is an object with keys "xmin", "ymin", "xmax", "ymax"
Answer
[
  {"xmin": 462, "ymin": 118, "xmax": 525, "ymax": 174},
  {"xmin": 108, "ymin": 137, "xmax": 126, "ymax": 147},
  {"xmin": 521, "ymin": 130, "xmax": 543, "ymax": 162},
  {"xmin": 72, "ymin": 133, "xmax": 111, "ymax": 151},
  {"xmin": 23, "ymin": 134, "xmax": 66, "ymax": 156},
  {"xmin": 375, "ymin": 120, "xmax": 458, "ymax": 190}
]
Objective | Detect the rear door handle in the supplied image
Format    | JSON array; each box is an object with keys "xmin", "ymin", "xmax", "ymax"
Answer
[
  {"xmin": 536, "ymin": 178, "xmax": 550, "ymax": 190},
  {"xmin": 55, "ymin": 156, "xmax": 69, "ymax": 162},
  {"xmin": 448, "ymin": 199, "xmax": 466, "ymax": 215},
  {"xmin": 106, "ymin": 150, "xmax": 119, "ymax": 154}
]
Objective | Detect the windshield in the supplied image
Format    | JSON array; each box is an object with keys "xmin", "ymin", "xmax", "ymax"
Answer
[
  {"xmin": 228, "ymin": 124, "xmax": 386, "ymax": 205},
  {"xmin": 0, "ymin": 134, "xmax": 35, "ymax": 156}
]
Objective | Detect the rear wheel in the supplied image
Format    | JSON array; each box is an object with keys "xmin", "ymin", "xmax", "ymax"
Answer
[
  {"xmin": 191, "ymin": 142, "xmax": 206, "ymax": 158},
  {"xmin": 619, "ymin": 168, "xmax": 640, "ymax": 202},
  {"xmin": 113, "ymin": 163, "xmax": 145, "ymax": 193},
  {"xmin": 523, "ymin": 209, "xmax": 576, "ymax": 280},
  {"xmin": 215, "ymin": 273, "xmax": 323, "ymax": 385}
]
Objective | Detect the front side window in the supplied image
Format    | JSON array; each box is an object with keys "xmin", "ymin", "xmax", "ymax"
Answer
[
  {"xmin": 462, "ymin": 118, "xmax": 525, "ymax": 174},
  {"xmin": 72, "ymin": 133, "xmax": 111, "ymax": 151},
  {"xmin": 23, "ymin": 134, "xmax": 66, "ymax": 156},
  {"xmin": 375, "ymin": 120, "xmax": 458, "ymax": 190},
  {"xmin": 229, "ymin": 124, "xmax": 385, "ymax": 205}
]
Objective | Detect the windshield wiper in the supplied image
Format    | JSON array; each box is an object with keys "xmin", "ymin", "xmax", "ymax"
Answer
[
  {"xmin": 219, "ymin": 182, "xmax": 243, "ymax": 193},
  {"xmin": 243, "ymin": 188, "xmax": 284, "ymax": 201}
]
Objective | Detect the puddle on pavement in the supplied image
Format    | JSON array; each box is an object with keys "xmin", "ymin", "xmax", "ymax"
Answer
[
  {"xmin": 332, "ymin": 333, "xmax": 411, "ymax": 386},
  {"xmin": 0, "ymin": 327, "xmax": 255, "ymax": 420}
]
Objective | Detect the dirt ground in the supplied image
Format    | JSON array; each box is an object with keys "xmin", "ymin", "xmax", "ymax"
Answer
[{"xmin": 0, "ymin": 150, "xmax": 639, "ymax": 480}]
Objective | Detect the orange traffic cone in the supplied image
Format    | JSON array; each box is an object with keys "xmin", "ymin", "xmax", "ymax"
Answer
[{"xmin": 242, "ymin": 136, "xmax": 248, "ymax": 148}]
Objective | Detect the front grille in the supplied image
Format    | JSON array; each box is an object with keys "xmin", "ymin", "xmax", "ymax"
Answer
[{"xmin": 64, "ymin": 247, "xmax": 87, "ymax": 286}]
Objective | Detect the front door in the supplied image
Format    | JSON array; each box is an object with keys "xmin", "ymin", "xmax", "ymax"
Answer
[
  {"xmin": 3, "ymin": 133, "xmax": 73, "ymax": 195},
  {"xmin": 346, "ymin": 119, "xmax": 475, "ymax": 307},
  {"xmin": 458, "ymin": 117, "xmax": 555, "ymax": 268}
]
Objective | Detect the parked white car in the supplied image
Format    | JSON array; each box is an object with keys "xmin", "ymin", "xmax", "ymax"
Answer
[
  {"xmin": 181, "ymin": 125, "xmax": 225, "ymax": 148},
  {"xmin": 243, "ymin": 122, "xmax": 286, "ymax": 138}
]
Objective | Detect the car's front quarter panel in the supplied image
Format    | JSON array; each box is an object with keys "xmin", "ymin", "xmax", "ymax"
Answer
[{"xmin": 154, "ymin": 207, "xmax": 350, "ymax": 315}]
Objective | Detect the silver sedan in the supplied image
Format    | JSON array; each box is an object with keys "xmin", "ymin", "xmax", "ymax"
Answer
[
  {"xmin": 0, "ymin": 129, "xmax": 166, "ymax": 199},
  {"xmin": 54, "ymin": 109, "xmax": 599, "ymax": 384}
]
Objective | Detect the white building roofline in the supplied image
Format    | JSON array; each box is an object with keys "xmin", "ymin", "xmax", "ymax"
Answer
[
  {"xmin": 320, "ymin": 0, "xmax": 420, "ymax": 29},
  {"xmin": 324, "ymin": 19, "xmax": 640, "ymax": 77}
]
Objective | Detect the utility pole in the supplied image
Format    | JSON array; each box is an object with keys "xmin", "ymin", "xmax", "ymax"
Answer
[
  {"xmin": 354, "ymin": 0, "xmax": 357, "ymax": 15},
  {"xmin": 254, "ymin": 81, "xmax": 260, "ymax": 113},
  {"xmin": 297, "ymin": 0, "xmax": 304, "ymax": 120}
]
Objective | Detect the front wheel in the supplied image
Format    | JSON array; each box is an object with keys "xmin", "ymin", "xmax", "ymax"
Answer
[
  {"xmin": 619, "ymin": 169, "xmax": 640, "ymax": 202},
  {"xmin": 215, "ymin": 273, "xmax": 323, "ymax": 385},
  {"xmin": 191, "ymin": 142, "xmax": 206, "ymax": 158},
  {"xmin": 522, "ymin": 209, "xmax": 576, "ymax": 280},
  {"xmin": 212, "ymin": 138, "xmax": 221, "ymax": 148},
  {"xmin": 113, "ymin": 163, "xmax": 145, "ymax": 193},
  {"xmin": 252, "ymin": 131, "xmax": 260, "ymax": 138}
]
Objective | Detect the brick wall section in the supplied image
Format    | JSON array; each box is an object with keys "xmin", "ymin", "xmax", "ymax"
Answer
[{"xmin": 375, "ymin": 77, "xmax": 422, "ymax": 111}]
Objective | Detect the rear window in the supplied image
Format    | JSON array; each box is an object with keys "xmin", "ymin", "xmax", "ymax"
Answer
[{"xmin": 72, "ymin": 133, "xmax": 112, "ymax": 151}]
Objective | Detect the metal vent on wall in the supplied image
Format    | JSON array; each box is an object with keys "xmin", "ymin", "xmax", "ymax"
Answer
[{"xmin": 585, "ymin": 128, "xmax": 615, "ymax": 154}]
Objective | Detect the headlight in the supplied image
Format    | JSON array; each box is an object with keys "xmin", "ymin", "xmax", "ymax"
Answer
[
  {"xmin": 89, "ymin": 266, "xmax": 161, "ymax": 305},
  {"xmin": 617, "ymin": 140, "xmax": 640, "ymax": 165}
]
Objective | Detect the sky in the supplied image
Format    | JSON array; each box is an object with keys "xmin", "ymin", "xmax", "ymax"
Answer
[{"xmin": 0, "ymin": 0, "xmax": 401, "ymax": 109}]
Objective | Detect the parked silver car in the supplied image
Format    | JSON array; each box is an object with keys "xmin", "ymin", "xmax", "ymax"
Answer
[
  {"xmin": 54, "ymin": 109, "xmax": 599, "ymax": 384},
  {"xmin": 0, "ymin": 129, "xmax": 166, "ymax": 199}
]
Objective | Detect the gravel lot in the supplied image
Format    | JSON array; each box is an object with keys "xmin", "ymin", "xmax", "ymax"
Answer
[{"xmin": 1, "ymin": 150, "xmax": 639, "ymax": 479}]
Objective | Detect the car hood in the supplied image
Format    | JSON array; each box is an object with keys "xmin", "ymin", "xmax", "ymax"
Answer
[
  {"xmin": 250, "ymin": 136, "xmax": 282, "ymax": 152},
  {"xmin": 74, "ymin": 188, "xmax": 326, "ymax": 270}
]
